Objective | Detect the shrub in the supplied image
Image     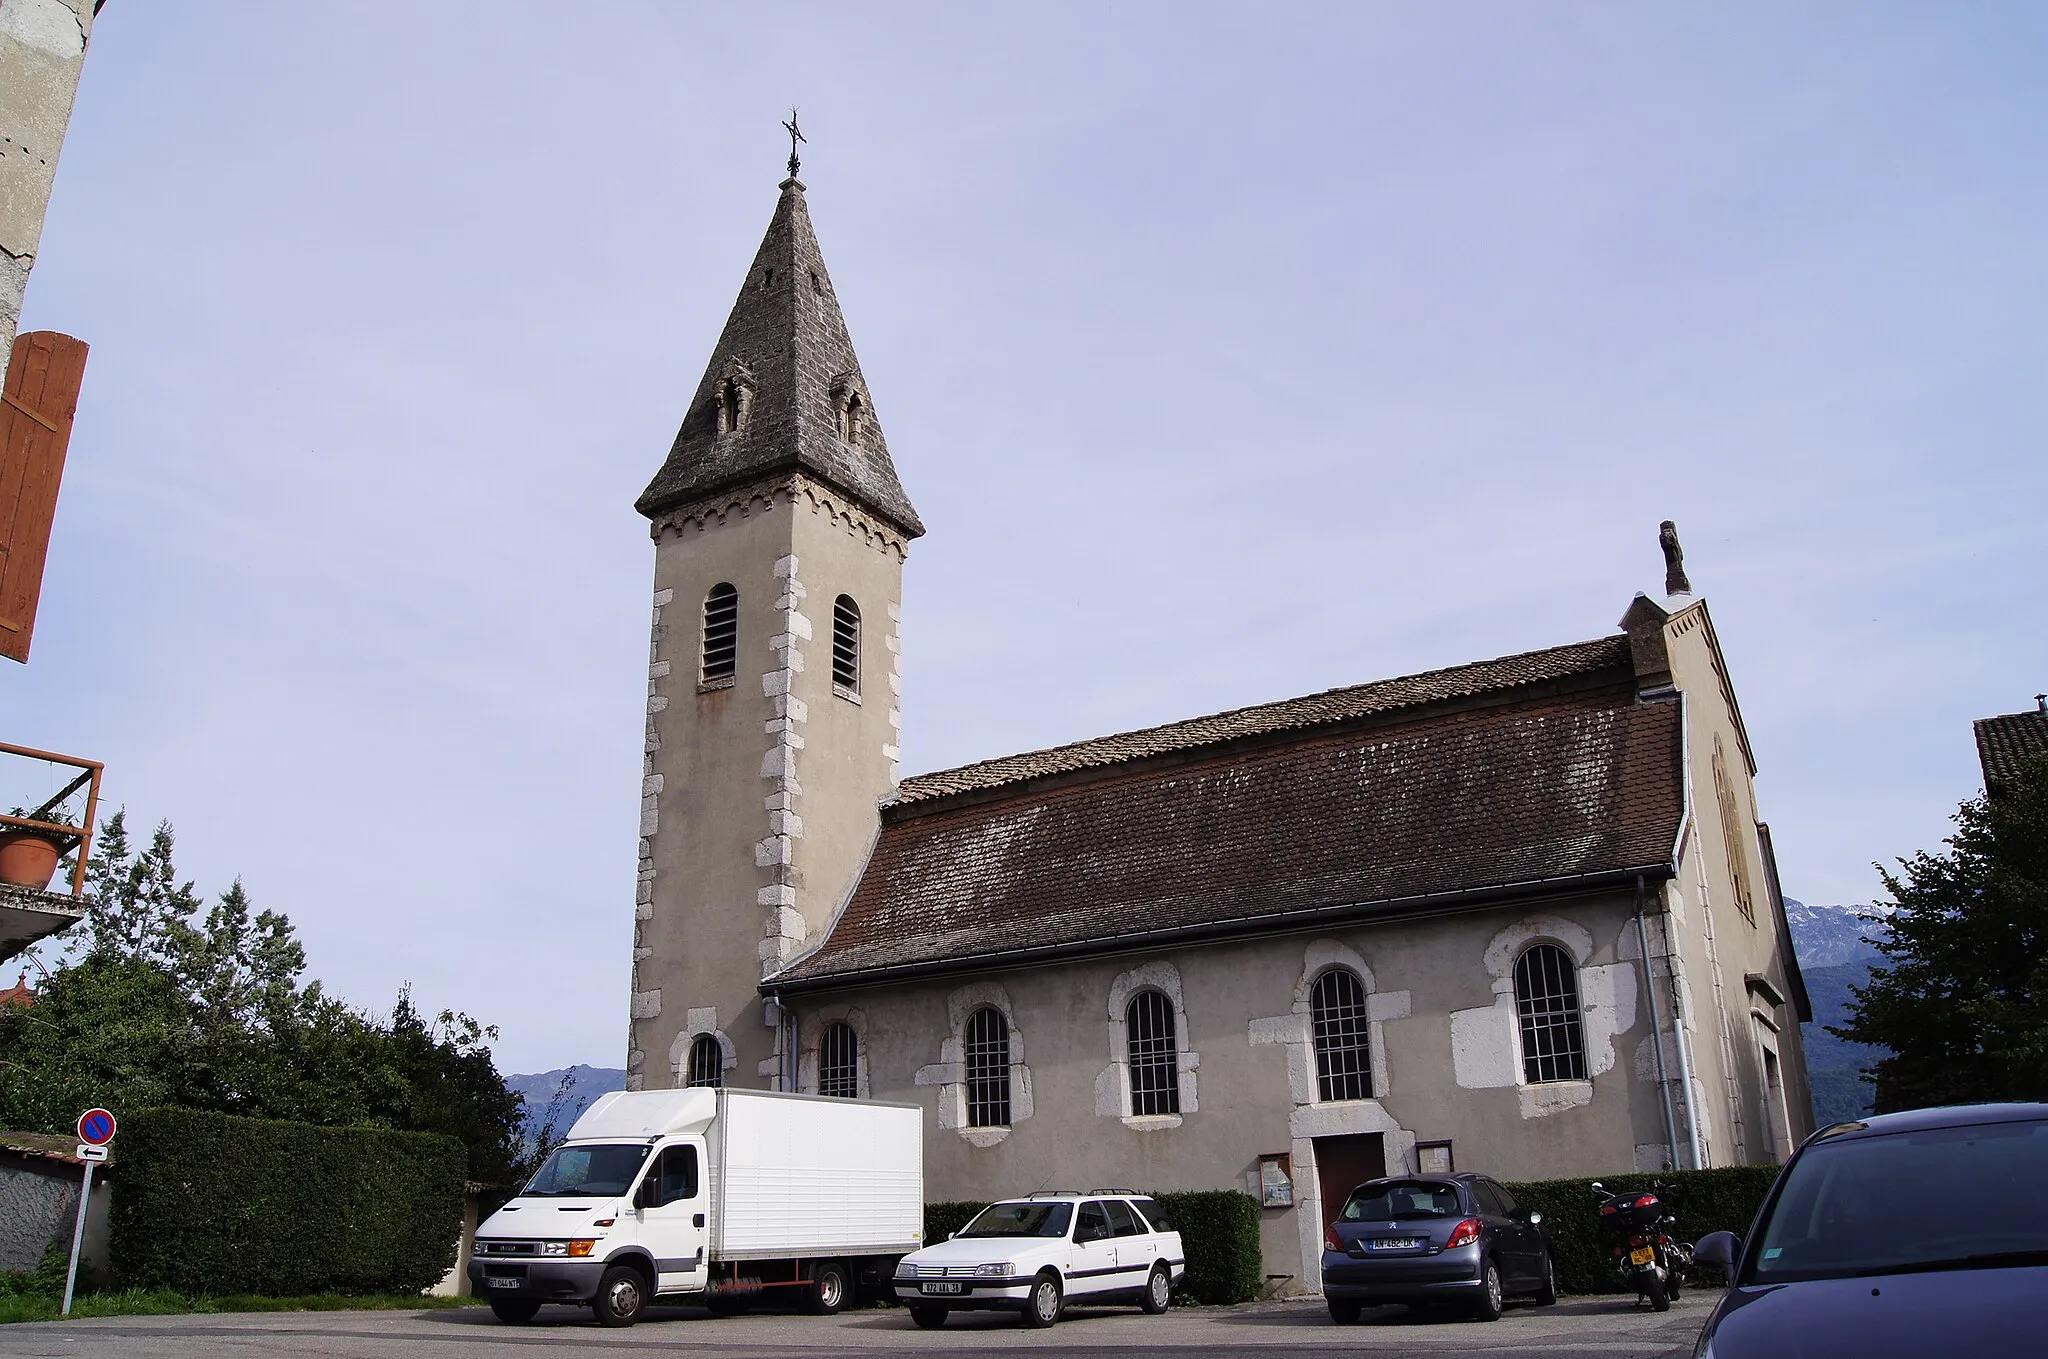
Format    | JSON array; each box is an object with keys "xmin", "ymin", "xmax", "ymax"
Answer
[
  {"xmin": 1504, "ymin": 1165, "xmax": 1781, "ymax": 1294},
  {"xmin": 109, "ymin": 1107, "xmax": 465, "ymax": 1296},
  {"xmin": 924, "ymin": 1190, "xmax": 1262, "ymax": 1305},
  {"xmin": 1149, "ymin": 1190, "xmax": 1261, "ymax": 1304}
]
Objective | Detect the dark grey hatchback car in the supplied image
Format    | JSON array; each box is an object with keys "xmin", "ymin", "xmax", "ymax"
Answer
[
  {"xmin": 1322, "ymin": 1174, "xmax": 1557, "ymax": 1323},
  {"xmin": 1690, "ymin": 1103, "xmax": 2047, "ymax": 1358}
]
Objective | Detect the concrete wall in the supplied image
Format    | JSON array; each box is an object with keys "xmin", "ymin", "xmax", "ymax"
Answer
[
  {"xmin": 0, "ymin": 0, "xmax": 93, "ymax": 390},
  {"xmin": 628, "ymin": 471, "xmax": 907, "ymax": 1092},
  {"xmin": 0, "ymin": 1154, "xmax": 108, "ymax": 1281},
  {"xmin": 789, "ymin": 890, "xmax": 1671, "ymax": 1295}
]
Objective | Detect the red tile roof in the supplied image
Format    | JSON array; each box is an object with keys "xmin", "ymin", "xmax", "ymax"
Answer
[{"xmin": 776, "ymin": 638, "xmax": 1683, "ymax": 989}]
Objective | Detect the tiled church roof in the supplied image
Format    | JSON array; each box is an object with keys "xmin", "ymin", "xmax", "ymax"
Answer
[
  {"xmin": 1974, "ymin": 706, "xmax": 2048, "ymax": 789},
  {"xmin": 774, "ymin": 637, "xmax": 1684, "ymax": 989},
  {"xmin": 896, "ymin": 635, "xmax": 1635, "ymax": 804}
]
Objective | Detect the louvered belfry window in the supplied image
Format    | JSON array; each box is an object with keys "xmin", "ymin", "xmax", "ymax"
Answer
[
  {"xmin": 963, "ymin": 1007, "xmax": 1011, "ymax": 1128},
  {"xmin": 1514, "ymin": 944, "xmax": 1587, "ymax": 1083},
  {"xmin": 819, "ymin": 1022, "xmax": 859, "ymax": 1099},
  {"xmin": 1311, "ymin": 969, "xmax": 1373, "ymax": 1102},
  {"xmin": 831, "ymin": 595, "xmax": 860, "ymax": 693},
  {"xmin": 1126, "ymin": 991, "xmax": 1181, "ymax": 1116},
  {"xmin": 701, "ymin": 583, "xmax": 738, "ymax": 682},
  {"xmin": 685, "ymin": 1033, "xmax": 723, "ymax": 1088}
]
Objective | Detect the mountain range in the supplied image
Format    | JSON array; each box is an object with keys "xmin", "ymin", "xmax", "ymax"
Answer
[{"xmin": 1784, "ymin": 898, "xmax": 1890, "ymax": 1125}]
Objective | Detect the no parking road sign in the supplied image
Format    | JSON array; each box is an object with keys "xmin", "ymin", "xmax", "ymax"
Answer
[
  {"xmin": 77, "ymin": 1108, "xmax": 115, "ymax": 1148},
  {"xmin": 65, "ymin": 1108, "xmax": 115, "ymax": 1315}
]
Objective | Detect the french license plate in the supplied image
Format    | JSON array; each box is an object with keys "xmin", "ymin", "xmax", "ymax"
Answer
[
  {"xmin": 1368, "ymin": 1238, "xmax": 1424, "ymax": 1251},
  {"xmin": 920, "ymin": 1281, "xmax": 964, "ymax": 1295},
  {"xmin": 486, "ymin": 1276, "xmax": 523, "ymax": 1290},
  {"xmin": 1629, "ymin": 1246, "xmax": 1656, "ymax": 1267}
]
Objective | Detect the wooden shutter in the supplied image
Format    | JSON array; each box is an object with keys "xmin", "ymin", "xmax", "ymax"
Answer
[{"xmin": 0, "ymin": 331, "xmax": 89, "ymax": 664}]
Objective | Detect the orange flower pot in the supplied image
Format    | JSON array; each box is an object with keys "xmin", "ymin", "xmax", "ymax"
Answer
[{"xmin": 0, "ymin": 832, "xmax": 62, "ymax": 891}]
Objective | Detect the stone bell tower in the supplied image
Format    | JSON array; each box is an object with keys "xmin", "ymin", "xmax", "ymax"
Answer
[{"xmin": 624, "ymin": 174, "xmax": 923, "ymax": 1092}]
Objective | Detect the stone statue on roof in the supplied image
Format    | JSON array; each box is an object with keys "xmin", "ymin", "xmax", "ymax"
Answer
[{"xmin": 1660, "ymin": 520, "xmax": 1692, "ymax": 596}]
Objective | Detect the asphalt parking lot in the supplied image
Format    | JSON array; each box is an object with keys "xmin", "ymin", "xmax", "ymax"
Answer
[{"xmin": 0, "ymin": 1292, "xmax": 1711, "ymax": 1358}]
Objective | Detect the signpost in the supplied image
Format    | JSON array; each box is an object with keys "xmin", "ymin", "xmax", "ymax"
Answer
[{"xmin": 63, "ymin": 1108, "xmax": 114, "ymax": 1315}]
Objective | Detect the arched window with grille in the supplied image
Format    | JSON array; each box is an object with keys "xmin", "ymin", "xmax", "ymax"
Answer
[
  {"xmin": 831, "ymin": 595, "xmax": 860, "ymax": 694},
  {"xmin": 1126, "ymin": 990, "xmax": 1180, "ymax": 1116},
  {"xmin": 685, "ymin": 1033, "xmax": 724, "ymax": 1088},
  {"xmin": 819, "ymin": 1021, "xmax": 859, "ymax": 1099},
  {"xmin": 1513, "ymin": 943, "xmax": 1587, "ymax": 1083},
  {"xmin": 701, "ymin": 583, "xmax": 738, "ymax": 683},
  {"xmin": 963, "ymin": 1007, "xmax": 1011, "ymax": 1128},
  {"xmin": 1310, "ymin": 968, "xmax": 1372, "ymax": 1102}
]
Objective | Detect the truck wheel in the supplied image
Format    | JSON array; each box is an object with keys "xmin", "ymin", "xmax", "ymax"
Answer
[
  {"xmin": 808, "ymin": 1260, "xmax": 851, "ymax": 1315},
  {"xmin": 488, "ymin": 1298, "xmax": 540, "ymax": 1323},
  {"xmin": 1139, "ymin": 1263, "xmax": 1171, "ymax": 1314},
  {"xmin": 1470, "ymin": 1259, "xmax": 1504, "ymax": 1322},
  {"xmin": 1021, "ymin": 1271, "xmax": 1063, "ymax": 1328},
  {"xmin": 909, "ymin": 1304, "xmax": 948, "ymax": 1329},
  {"xmin": 593, "ymin": 1265, "xmax": 648, "ymax": 1328}
]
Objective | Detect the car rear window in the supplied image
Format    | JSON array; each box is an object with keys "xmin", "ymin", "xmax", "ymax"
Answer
[
  {"xmin": 1751, "ymin": 1117, "xmax": 2048, "ymax": 1282},
  {"xmin": 1131, "ymin": 1198, "xmax": 1172, "ymax": 1232},
  {"xmin": 1105, "ymin": 1200, "xmax": 1146, "ymax": 1237},
  {"xmin": 1342, "ymin": 1181, "xmax": 1464, "ymax": 1221}
]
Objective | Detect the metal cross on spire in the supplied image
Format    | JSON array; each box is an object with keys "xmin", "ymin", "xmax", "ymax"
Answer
[{"xmin": 782, "ymin": 109, "xmax": 806, "ymax": 180}]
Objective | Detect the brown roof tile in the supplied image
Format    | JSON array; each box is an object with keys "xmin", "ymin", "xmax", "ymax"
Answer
[
  {"xmin": 1974, "ymin": 708, "xmax": 2048, "ymax": 788},
  {"xmin": 896, "ymin": 634, "xmax": 1634, "ymax": 806},
  {"xmin": 778, "ymin": 674, "xmax": 1682, "ymax": 988}
]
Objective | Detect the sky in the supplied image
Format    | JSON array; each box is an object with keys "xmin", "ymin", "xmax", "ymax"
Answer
[{"xmin": 7, "ymin": 3, "xmax": 2043, "ymax": 1075}]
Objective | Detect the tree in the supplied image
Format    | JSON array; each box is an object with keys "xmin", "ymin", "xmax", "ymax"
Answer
[
  {"xmin": 1834, "ymin": 756, "xmax": 2048, "ymax": 1111},
  {"xmin": 0, "ymin": 810, "xmax": 526, "ymax": 1185}
]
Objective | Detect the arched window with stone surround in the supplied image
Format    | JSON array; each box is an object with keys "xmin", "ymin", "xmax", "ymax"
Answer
[
  {"xmin": 963, "ymin": 1007, "xmax": 1011, "ymax": 1128},
  {"xmin": 685, "ymin": 1033, "xmax": 724, "ymax": 1088},
  {"xmin": 1126, "ymin": 990, "xmax": 1180, "ymax": 1116},
  {"xmin": 1310, "ymin": 968, "xmax": 1372, "ymax": 1102},
  {"xmin": 1513, "ymin": 943, "xmax": 1587, "ymax": 1083},
  {"xmin": 819, "ymin": 1021, "xmax": 859, "ymax": 1099},
  {"xmin": 701, "ymin": 583, "xmax": 738, "ymax": 683}
]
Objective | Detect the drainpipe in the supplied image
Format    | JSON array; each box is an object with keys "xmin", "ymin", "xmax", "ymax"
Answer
[
  {"xmin": 1652, "ymin": 689, "xmax": 1706, "ymax": 1170},
  {"xmin": 1634, "ymin": 873, "xmax": 1682, "ymax": 1174}
]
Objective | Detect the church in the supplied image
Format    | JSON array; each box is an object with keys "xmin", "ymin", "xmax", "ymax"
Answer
[{"xmin": 621, "ymin": 170, "xmax": 1815, "ymax": 1293}]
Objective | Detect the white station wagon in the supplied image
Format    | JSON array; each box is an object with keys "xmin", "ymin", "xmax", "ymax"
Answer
[{"xmin": 893, "ymin": 1191, "xmax": 1186, "ymax": 1328}]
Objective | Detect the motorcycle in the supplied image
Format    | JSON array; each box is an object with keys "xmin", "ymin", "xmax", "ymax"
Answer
[{"xmin": 1591, "ymin": 1180, "xmax": 1694, "ymax": 1311}]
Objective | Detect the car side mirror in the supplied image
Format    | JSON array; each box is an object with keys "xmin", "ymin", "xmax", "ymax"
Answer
[
  {"xmin": 1695, "ymin": 1231, "xmax": 1740, "ymax": 1272},
  {"xmin": 1526, "ymin": 1212, "xmax": 1543, "ymax": 1226}
]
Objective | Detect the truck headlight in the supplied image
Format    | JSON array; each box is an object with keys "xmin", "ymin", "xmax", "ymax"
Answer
[
  {"xmin": 974, "ymin": 1262, "xmax": 1014, "ymax": 1277},
  {"xmin": 540, "ymin": 1242, "xmax": 567, "ymax": 1257}
]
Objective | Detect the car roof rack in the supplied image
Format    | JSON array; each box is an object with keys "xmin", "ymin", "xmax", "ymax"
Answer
[
  {"xmin": 1086, "ymin": 1187, "xmax": 1141, "ymax": 1195},
  {"xmin": 1024, "ymin": 1190, "xmax": 1082, "ymax": 1198}
]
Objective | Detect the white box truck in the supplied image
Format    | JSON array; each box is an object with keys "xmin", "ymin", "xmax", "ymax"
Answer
[{"xmin": 468, "ymin": 1087, "xmax": 924, "ymax": 1327}]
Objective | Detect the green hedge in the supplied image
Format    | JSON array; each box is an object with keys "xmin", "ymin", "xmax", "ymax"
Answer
[
  {"xmin": 1503, "ymin": 1165, "xmax": 1781, "ymax": 1295},
  {"xmin": 109, "ymin": 1108, "xmax": 465, "ymax": 1296},
  {"xmin": 925, "ymin": 1189, "xmax": 1262, "ymax": 1306}
]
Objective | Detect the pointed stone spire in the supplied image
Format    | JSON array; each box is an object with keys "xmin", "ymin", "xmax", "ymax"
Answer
[{"xmin": 636, "ymin": 179, "xmax": 924, "ymax": 538}]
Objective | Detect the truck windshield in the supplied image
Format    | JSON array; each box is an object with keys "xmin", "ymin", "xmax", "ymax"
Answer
[
  {"xmin": 958, "ymin": 1201, "xmax": 1074, "ymax": 1238},
  {"xmin": 522, "ymin": 1143, "xmax": 650, "ymax": 1198},
  {"xmin": 1751, "ymin": 1117, "xmax": 2048, "ymax": 1283}
]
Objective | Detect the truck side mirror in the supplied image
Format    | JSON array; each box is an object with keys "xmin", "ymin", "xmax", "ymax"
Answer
[
  {"xmin": 635, "ymin": 1179, "xmax": 657, "ymax": 1210},
  {"xmin": 1694, "ymin": 1230, "xmax": 1741, "ymax": 1272}
]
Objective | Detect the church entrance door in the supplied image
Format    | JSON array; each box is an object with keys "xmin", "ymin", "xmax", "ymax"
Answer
[{"xmin": 1313, "ymin": 1133, "xmax": 1386, "ymax": 1228}]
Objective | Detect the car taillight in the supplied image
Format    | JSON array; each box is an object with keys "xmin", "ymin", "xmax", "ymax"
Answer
[
  {"xmin": 1445, "ymin": 1218, "xmax": 1482, "ymax": 1249},
  {"xmin": 1325, "ymin": 1226, "xmax": 1343, "ymax": 1252}
]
